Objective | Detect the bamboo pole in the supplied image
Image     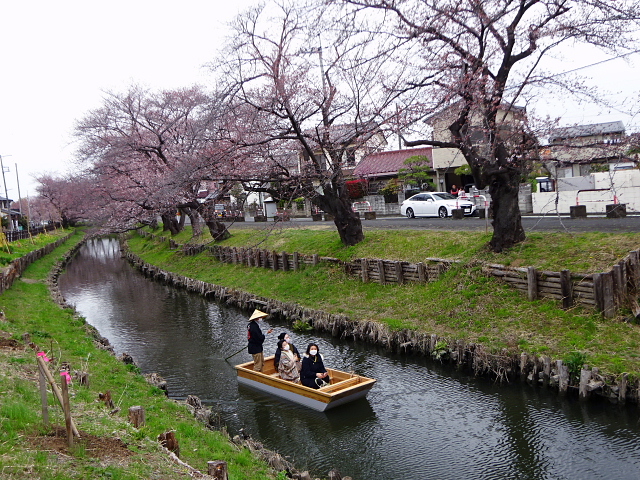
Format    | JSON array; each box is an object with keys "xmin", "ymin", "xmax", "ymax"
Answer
[
  {"xmin": 60, "ymin": 373, "xmax": 73, "ymax": 448},
  {"xmin": 36, "ymin": 355, "xmax": 80, "ymax": 437}
]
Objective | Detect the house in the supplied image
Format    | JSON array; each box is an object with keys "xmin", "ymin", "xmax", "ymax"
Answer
[
  {"xmin": 426, "ymin": 102, "xmax": 527, "ymax": 191},
  {"xmin": 297, "ymin": 121, "xmax": 387, "ymax": 175},
  {"xmin": 0, "ymin": 196, "xmax": 19, "ymax": 230},
  {"xmin": 352, "ymin": 147, "xmax": 434, "ymax": 194},
  {"xmin": 542, "ymin": 121, "xmax": 632, "ymax": 180},
  {"xmin": 532, "ymin": 121, "xmax": 639, "ymax": 214}
]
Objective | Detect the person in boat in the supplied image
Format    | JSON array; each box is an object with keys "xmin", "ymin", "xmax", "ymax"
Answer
[
  {"xmin": 274, "ymin": 332, "xmax": 300, "ymax": 370},
  {"xmin": 247, "ymin": 309, "xmax": 272, "ymax": 372},
  {"xmin": 276, "ymin": 339, "xmax": 300, "ymax": 383},
  {"xmin": 300, "ymin": 343, "xmax": 330, "ymax": 389}
]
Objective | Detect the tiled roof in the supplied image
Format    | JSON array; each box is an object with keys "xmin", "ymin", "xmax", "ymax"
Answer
[
  {"xmin": 353, "ymin": 147, "xmax": 433, "ymax": 177},
  {"xmin": 549, "ymin": 121, "xmax": 625, "ymax": 142}
]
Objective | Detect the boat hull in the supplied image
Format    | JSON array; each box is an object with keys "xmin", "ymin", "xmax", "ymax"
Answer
[{"xmin": 236, "ymin": 357, "xmax": 376, "ymax": 412}]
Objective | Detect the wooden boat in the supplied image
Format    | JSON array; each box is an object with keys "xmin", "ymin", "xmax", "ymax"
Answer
[{"xmin": 236, "ymin": 355, "xmax": 376, "ymax": 412}]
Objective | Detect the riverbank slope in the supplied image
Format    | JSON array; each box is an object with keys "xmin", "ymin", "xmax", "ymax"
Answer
[
  {"xmin": 0, "ymin": 230, "xmax": 277, "ymax": 480},
  {"xmin": 127, "ymin": 226, "xmax": 640, "ymax": 381}
]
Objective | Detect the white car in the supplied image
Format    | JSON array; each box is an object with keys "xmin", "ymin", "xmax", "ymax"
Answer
[{"xmin": 401, "ymin": 192, "xmax": 477, "ymax": 218}]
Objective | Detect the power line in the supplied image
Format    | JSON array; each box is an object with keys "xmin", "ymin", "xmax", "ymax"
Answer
[{"xmin": 548, "ymin": 49, "xmax": 640, "ymax": 78}]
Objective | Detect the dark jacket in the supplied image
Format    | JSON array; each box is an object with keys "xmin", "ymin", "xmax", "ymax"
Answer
[
  {"xmin": 300, "ymin": 354, "xmax": 328, "ymax": 389},
  {"xmin": 247, "ymin": 321, "xmax": 265, "ymax": 354},
  {"xmin": 274, "ymin": 343, "xmax": 300, "ymax": 370}
]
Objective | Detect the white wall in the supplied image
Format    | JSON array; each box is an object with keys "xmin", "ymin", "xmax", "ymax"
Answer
[{"xmin": 532, "ymin": 170, "xmax": 640, "ymax": 214}]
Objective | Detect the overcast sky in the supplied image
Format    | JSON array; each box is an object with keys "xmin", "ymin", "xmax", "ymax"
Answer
[{"xmin": 0, "ymin": 1, "xmax": 638, "ymax": 199}]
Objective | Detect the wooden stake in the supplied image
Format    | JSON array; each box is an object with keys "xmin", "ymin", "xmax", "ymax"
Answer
[
  {"xmin": 36, "ymin": 355, "xmax": 80, "ymax": 437},
  {"xmin": 38, "ymin": 364, "xmax": 49, "ymax": 425},
  {"xmin": 619, "ymin": 373, "xmax": 628, "ymax": 404},
  {"xmin": 128, "ymin": 405, "xmax": 146, "ymax": 428},
  {"xmin": 207, "ymin": 461, "xmax": 229, "ymax": 480},
  {"xmin": 527, "ymin": 266, "xmax": 538, "ymax": 301},
  {"xmin": 560, "ymin": 269, "xmax": 573, "ymax": 309},
  {"xmin": 60, "ymin": 373, "xmax": 73, "ymax": 448}
]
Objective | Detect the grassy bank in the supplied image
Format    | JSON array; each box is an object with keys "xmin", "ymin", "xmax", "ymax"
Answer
[
  {"xmin": 128, "ymin": 226, "xmax": 640, "ymax": 377},
  {"xmin": 0, "ymin": 230, "xmax": 276, "ymax": 480}
]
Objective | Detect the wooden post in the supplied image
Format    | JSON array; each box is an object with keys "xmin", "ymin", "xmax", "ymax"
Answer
[
  {"xmin": 628, "ymin": 251, "xmax": 640, "ymax": 295},
  {"xmin": 38, "ymin": 364, "xmax": 49, "ymax": 425},
  {"xmin": 377, "ymin": 260, "xmax": 386, "ymax": 285},
  {"xmin": 593, "ymin": 273, "xmax": 603, "ymax": 312},
  {"xmin": 579, "ymin": 367, "xmax": 591, "ymax": 399},
  {"xmin": 395, "ymin": 261, "xmax": 404, "ymax": 284},
  {"xmin": 557, "ymin": 360, "xmax": 569, "ymax": 394},
  {"xmin": 293, "ymin": 252, "xmax": 299, "ymax": 271},
  {"xmin": 619, "ymin": 373, "xmax": 628, "ymax": 404},
  {"xmin": 612, "ymin": 263, "xmax": 625, "ymax": 308},
  {"xmin": 129, "ymin": 406, "xmax": 146, "ymax": 428},
  {"xmin": 361, "ymin": 258, "xmax": 369, "ymax": 282},
  {"xmin": 60, "ymin": 373, "xmax": 73, "ymax": 448},
  {"xmin": 207, "ymin": 461, "xmax": 229, "ymax": 480},
  {"xmin": 429, "ymin": 334, "xmax": 437, "ymax": 353},
  {"xmin": 417, "ymin": 262, "xmax": 426, "ymax": 283},
  {"xmin": 312, "ymin": 254, "xmax": 319, "ymax": 266},
  {"xmin": 542, "ymin": 356, "xmax": 551, "ymax": 387},
  {"xmin": 527, "ymin": 266, "xmax": 538, "ymax": 301},
  {"xmin": 560, "ymin": 269, "xmax": 573, "ymax": 309},
  {"xmin": 282, "ymin": 251, "xmax": 289, "ymax": 271},
  {"xmin": 601, "ymin": 272, "xmax": 615, "ymax": 318},
  {"xmin": 272, "ymin": 251, "xmax": 278, "ymax": 271},
  {"xmin": 158, "ymin": 430, "xmax": 180, "ymax": 457},
  {"xmin": 519, "ymin": 353, "xmax": 528, "ymax": 381}
]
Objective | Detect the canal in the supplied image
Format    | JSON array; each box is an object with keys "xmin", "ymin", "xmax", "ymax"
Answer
[{"xmin": 58, "ymin": 238, "xmax": 640, "ymax": 480}]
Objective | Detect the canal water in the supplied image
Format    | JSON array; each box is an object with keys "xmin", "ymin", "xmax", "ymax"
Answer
[{"xmin": 58, "ymin": 238, "xmax": 640, "ymax": 480}]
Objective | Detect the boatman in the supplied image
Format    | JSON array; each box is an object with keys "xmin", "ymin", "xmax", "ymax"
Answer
[{"xmin": 247, "ymin": 309, "xmax": 272, "ymax": 372}]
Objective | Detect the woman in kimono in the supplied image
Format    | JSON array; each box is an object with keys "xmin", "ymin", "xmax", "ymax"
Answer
[
  {"xmin": 277, "ymin": 339, "xmax": 300, "ymax": 383},
  {"xmin": 300, "ymin": 343, "xmax": 330, "ymax": 389}
]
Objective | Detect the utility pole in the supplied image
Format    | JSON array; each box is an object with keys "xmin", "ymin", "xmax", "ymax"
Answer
[
  {"xmin": 15, "ymin": 164, "xmax": 23, "ymax": 231},
  {"xmin": 0, "ymin": 155, "xmax": 11, "ymax": 231}
]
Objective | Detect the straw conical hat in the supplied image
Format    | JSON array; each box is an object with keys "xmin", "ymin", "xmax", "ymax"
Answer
[{"xmin": 249, "ymin": 309, "xmax": 268, "ymax": 321}]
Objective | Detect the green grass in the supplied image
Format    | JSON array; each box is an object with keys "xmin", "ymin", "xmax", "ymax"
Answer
[
  {"xmin": 0, "ymin": 229, "xmax": 276, "ymax": 480},
  {"xmin": 163, "ymin": 224, "xmax": 640, "ymax": 273},
  {"xmin": 130, "ymin": 226, "xmax": 640, "ymax": 377}
]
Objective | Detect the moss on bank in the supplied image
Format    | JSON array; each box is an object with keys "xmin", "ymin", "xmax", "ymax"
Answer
[
  {"xmin": 0, "ymin": 230, "xmax": 276, "ymax": 480},
  {"xmin": 127, "ymin": 227, "xmax": 640, "ymax": 378}
]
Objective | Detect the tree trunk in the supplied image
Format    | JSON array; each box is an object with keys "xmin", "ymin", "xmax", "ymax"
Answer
[
  {"xmin": 200, "ymin": 203, "xmax": 230, "ymax": 241},
  {"xmin": 205, "ymin": 219, "xmax": 231, "ymax": 241},
  {"xmin": 320, "ymin": 192, "xmax": 364, "ymax": 246},
  {"xmin": 186, "ymin": 208, "xmax": 203, "ymax": 238},
  {"xmin": 161, "ymin": 212, "xmax": 182, "ymax": 235},
  {"xmin": 488, "ymin": 171, "xmax": 525, "ymax": 253}
]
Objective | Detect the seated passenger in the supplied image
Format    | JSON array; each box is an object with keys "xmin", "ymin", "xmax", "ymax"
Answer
[
  {"xmin": 274, "ymin": 332, "xmax": 300, "ymax": 370},
  {"xmin": 277, "ymin": 339, "xmax": 300, "ymax": 383},
  {"xmin": 300, "ymin": 343, "xmax": 330, "ymax": 389}
]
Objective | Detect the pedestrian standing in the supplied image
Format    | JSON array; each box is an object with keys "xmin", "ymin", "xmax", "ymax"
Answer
[{"xmin": 247, "ymin": 309, "xmax": 272, "ymax": 372}]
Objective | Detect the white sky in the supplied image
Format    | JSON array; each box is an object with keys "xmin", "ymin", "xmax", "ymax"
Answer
[{"xmin": 0, "ymin": 1, "xmax": 638, "ymax": 199}]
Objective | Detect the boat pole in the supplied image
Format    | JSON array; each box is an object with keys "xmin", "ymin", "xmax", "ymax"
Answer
[{"xmin": 224, "ymin": 346, "xmax": 246, "ymax": 362}]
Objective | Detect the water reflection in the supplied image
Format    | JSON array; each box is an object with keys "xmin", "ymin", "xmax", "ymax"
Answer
[{"xmin": 58, "ymin": 238, "xmax": 640, "ymax": 480}]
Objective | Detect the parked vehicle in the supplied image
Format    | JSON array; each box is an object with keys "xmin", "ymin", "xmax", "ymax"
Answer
[{"xmin": 401, "ymin": 192, "xmax": 477, "ymax": 218}]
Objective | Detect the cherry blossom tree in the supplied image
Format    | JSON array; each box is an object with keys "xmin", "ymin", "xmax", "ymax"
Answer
[
  {"xmin": 344, "ymin": 0, "xmax": 640, "ymax": 251},
  {"xmin": 74, "ymin": 85, "xmax": 233, "ymax": 239},
  {"xmin": 35, "ymin": 174, "xmax": 92, "ymax": 227},
  {"xmin": 218, "ymin": 3, "xmax": 413, "ymax": 246}
]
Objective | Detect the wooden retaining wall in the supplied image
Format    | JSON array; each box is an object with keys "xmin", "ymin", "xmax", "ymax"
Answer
[{"xmin": 483, "ymin": 249, "xmax": 640, "ymax": 318}]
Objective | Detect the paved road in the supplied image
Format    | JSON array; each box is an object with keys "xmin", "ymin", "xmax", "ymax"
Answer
[{"xmin": 233, "ymin": 214, "xmax": 640, "ymax": 233}]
